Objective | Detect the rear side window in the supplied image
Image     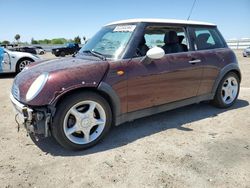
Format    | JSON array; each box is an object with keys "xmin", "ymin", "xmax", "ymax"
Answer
[{"xmin": 193, "ymin": 28, "xmax": 225, "ymax": 50}]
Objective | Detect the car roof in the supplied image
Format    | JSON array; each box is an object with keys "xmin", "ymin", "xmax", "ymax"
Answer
[{"xmin": 106, "ymin": 18, "xmax": 216, "ymax": 27}]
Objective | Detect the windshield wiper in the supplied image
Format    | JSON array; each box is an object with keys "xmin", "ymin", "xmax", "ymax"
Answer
[{"xmin": 82, "ymin": 50, "xmax": 106, "ymax": 60}]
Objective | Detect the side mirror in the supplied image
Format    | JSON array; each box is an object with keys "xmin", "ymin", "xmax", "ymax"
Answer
[
  {"xmin": 146, "ymin": 47, "xmax": 165, "ymax": 59},
  {"xmin": 140, "ymin": 47, "xmax": 165, "ymax": 65}
]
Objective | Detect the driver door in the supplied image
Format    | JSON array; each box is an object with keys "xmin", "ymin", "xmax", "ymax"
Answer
[{"xmin": 127, "ymin": 25, "xmax": 203, "ymax": 112}]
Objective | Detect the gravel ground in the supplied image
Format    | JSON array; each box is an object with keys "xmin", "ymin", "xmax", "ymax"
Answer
[{"xmin": 0, "ymin": 51, "xmax": 249, "ymax": 188}]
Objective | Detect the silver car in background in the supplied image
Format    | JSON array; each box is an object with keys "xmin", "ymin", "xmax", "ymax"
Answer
[
  {"xmin": 243, "ymin": 47, "xmax": 250, "ymax": 57},
  {"xmin": 0, "ymin": 47, "xmax": 40, "ymax": 73}
]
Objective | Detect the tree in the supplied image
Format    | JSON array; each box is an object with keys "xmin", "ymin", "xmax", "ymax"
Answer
[
  {"xmin": 31, "ymin": 38, "xmax": 38, "ymax": 44},
  {"xmin": 44, "ymin": 39, "xmax": 50, "ymax": 44},
  {"xmin": 15, "ymin": 34, "xmax": 21, "ymax": 43},
  {"xmin": 2, "ymin": 40, "xmax": 10, "ymax": 45},
  {"xmin": 51, "ymin": 38, "xmax": 67, "ymax": 44},
  {"xmin": 37, "ymin": 39, "xmax": 51, "ymax": 44},
  {"xmin": 74, "ymin": 36, "xmax": 81, "ymax": 44}
]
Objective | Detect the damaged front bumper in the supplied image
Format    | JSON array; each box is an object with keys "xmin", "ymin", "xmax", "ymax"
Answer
[{"xmin": 10, "ymin": 94, "xmax": 52, "ymax": 137}]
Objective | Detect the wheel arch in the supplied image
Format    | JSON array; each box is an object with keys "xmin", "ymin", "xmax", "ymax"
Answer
[
  {"xmin": 52, "ymin": 82, "xmax": 120, "ymax": 124},
  {"xmin": 15, "ymin": 57, "xmax": 35, "ymax": 72},
  {"xmin": 212, "ymin": 63, "xmax": 241, "ymax": 95}
]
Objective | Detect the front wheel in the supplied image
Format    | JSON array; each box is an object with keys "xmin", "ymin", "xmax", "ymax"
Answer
[
  {"xmin": 52, "ymin": 92, "xmax": 112, "ymax": 150},
  {"xmin": 212, "ymin": 72, "xmax": 240, "ymax": 108},
  {"xmin": 60, "ymin": 51, "xmax": 65, "ymax": 57}
]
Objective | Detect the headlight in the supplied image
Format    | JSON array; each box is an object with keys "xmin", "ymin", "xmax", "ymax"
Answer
[{"xmin": 26, "ymin": 73, "xmax": 49, "ymax": 101}]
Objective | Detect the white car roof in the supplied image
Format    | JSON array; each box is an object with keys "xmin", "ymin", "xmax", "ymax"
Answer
[{"xmin": 106, "ymin": 18, "xmax": 216, "ymax": 27}]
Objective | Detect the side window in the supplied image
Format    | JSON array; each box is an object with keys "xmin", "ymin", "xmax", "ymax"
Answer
[
  {"xmin": 136, "ymin": 26, "xmax": 189, "ymax": 57},
  {"xmin": 193, "ymin": 28, "xmax": 225, "ymax": 50},
  {"xmin": 144, "ymin": 33, "xmax": 164, "ymax": 48}
]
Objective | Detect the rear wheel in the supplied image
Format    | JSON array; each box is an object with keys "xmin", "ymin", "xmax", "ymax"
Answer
[
  {"xmin": 212, "ymin": 72, "xmax": 240, "ymax": 108},
  {"xmin": 52, "ymin": 92, "xmax": 112, "ymax": 150}
]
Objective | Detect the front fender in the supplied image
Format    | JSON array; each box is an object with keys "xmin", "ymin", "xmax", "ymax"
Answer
[
  {"xmin": 28, "ymin": 67, "xmax": 107, "ymax": 106},
  {"xmin": 97, "ymin": 82, "xmax": 121, "ymax": 117},
  {"xmin": 15, "ymin": 58, "xmax": 109, "ymax": 106}
]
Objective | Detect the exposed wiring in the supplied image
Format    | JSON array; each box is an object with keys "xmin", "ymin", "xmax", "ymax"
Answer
[{"xmin": 187, "ymin": 0, "xmax": 197, "ymax": 20}]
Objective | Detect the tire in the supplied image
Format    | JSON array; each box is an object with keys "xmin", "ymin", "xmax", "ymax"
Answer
[
  {"xmin": 60, "ymin": 51, "xmax": 65, "ymax": 57},
  {"xmin": 40, "ymin": 51, "xmax": 45, "ymax": 55},
  {"xmin": 51, "ymin": 92, "xmax": 112, "ymax": 150},
  {"xmin": 16, "ymin": 58, "xmax": 34, "ymax": 73},
  {"xmin": 212, "ymin": 72, "xmax": 240, "ymax": 108}
]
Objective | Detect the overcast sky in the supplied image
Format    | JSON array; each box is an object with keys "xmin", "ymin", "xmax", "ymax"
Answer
[{"xmin": 1, "ymin": 0, "xmax": 250, "ymax": 42}]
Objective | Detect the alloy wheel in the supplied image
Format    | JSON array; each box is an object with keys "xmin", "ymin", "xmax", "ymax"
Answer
[
  {"xmin": 19, "ymin": 60, "xmax": 31, "ymax": 71},
  {"xmin": 63, "ymin": 100, "xmax": 106, "ymax": 145},
  {"xmin": 221, "ymin": 76, "xmax": 239, "ymax": 105}
]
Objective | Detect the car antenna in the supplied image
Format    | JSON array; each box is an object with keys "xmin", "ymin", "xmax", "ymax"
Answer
[{"xmin": 187, "ymin": 0, "xmax": 197, "ymax": 20}]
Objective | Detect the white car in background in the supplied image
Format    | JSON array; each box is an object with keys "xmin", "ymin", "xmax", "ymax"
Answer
[
  {"xmin": 0, "ymin": 47, "xmax": 40, "ymax": 73},
  {"xmin": 243, "ymin": 47, "xmax": 250, "ymax": 57},
  {"xmin": 34, "ymin": 46, "xmax": 46, "ymax": 55}
]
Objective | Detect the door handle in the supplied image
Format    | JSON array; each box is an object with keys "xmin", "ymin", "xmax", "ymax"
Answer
[{"xmin": 189, "ymin": 59, "xmax": 201, "ymax": 64}]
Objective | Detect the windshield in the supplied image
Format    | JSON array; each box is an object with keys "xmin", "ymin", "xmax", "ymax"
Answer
[{"xmin": 79, "ymin": 24, "xmax": 136, "ymax": 59}]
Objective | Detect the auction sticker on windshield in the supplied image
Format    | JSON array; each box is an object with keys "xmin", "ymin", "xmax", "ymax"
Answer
[{"xmin": 113, "ymin": 25, "xmax": 136, "ymax": 32}]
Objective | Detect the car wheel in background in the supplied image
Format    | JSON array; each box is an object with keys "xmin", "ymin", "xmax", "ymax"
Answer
[
  {"xmin": 52, "ymin": 92, "xmax": 112, "ymax": 150},
  {"xmin": 60, "ymin": 52, "xmax": 65, "ymax": 57},
  {"xmin": 16, "ymin": 58, "xmax": 34, "ymax": 73},
  {"xmin": 212, "ymin": 72, "xmax": 240, "ymax": 108}
]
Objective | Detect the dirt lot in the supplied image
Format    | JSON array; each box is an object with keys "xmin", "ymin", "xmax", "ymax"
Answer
[{"xmin": 0, "ymin": 51, "xmax": 249, "ymax": 188}]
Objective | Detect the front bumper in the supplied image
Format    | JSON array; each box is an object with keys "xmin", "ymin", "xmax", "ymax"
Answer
[
  {"xmin": 10, "ymin": 94, "xmax": 33, "ymax": 126},
  {"xmin": 10, "ymin": 94, "xmax": 50, "ymax": 136}
]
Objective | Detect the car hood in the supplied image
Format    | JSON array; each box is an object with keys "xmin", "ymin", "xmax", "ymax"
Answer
[
  {"xmin": 13, "ymin": 57, "xmax": 109, "ymax": 106},
  {"xmin": 9, "ymin": 50, "xmax": 40, "ymax": 59}
]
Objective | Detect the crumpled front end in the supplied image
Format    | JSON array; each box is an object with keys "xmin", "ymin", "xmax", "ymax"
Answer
[{"xmin": 10, "ymin": 93, "xmax": 53, "ymax": 136}]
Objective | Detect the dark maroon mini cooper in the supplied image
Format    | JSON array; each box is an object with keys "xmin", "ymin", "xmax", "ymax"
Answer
[{"xmin": 10, "ymin": 19, "xmax": 241, "ymax": 150}]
